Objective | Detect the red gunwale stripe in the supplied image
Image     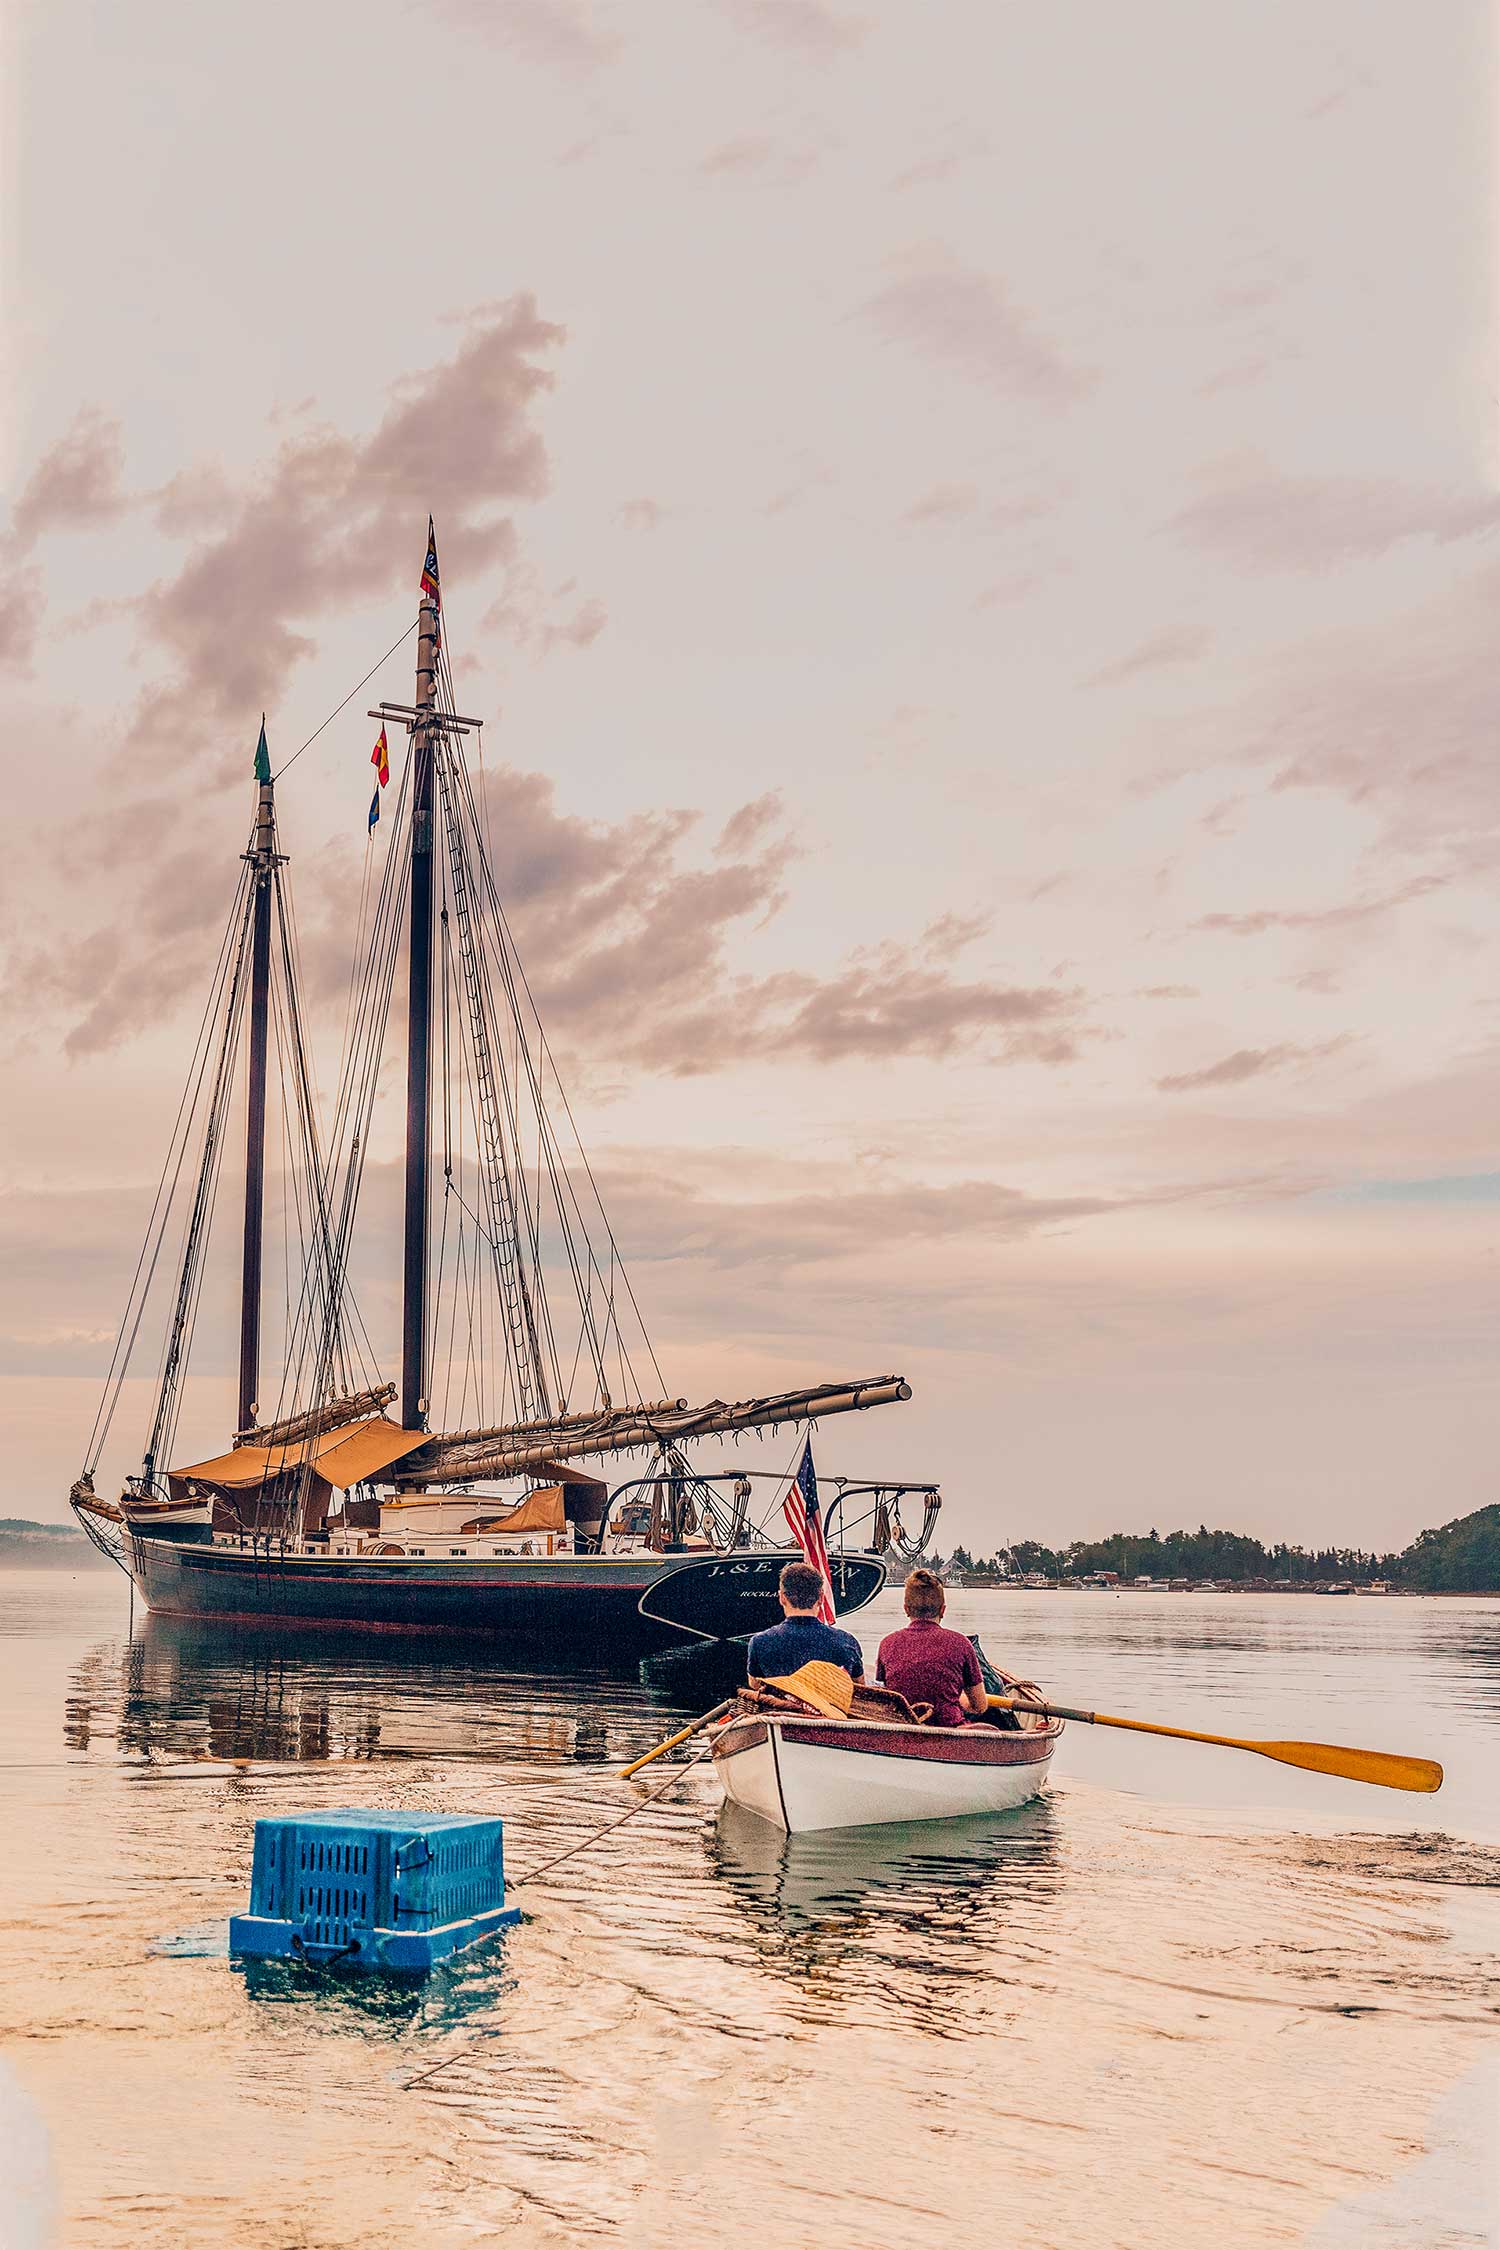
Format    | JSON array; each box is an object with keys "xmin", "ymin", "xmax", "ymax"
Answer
[
  {"xmin": 712, "ymin": 1719, "xmax": 768, "ymax": 1757},
  {"xmin": 768, "ymin": 1720, "xmax": 1059, "ymax": 1766}
]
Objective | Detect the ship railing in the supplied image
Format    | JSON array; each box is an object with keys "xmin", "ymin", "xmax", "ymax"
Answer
[{"xmin": 600, "ymin": 1468, "xmax": 941, "ymax": 1558}]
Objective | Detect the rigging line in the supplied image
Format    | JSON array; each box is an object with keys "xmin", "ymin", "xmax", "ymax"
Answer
[
  {"xmin": 313, "ymin": 783, "xmax": 413, "ymax": 1425},
  {"xmin": 273, "ymin": 863, "xmax": 380, "ymax": 1390},
  {"xmin": 452, "ymin": 1022, "xmax": 495, "ymax": 1430},
  {"xmin": 450, "ymin": 740, "xmax": 660, "ymax": 1403},
  {"xmin": 150, "ymin": 899, "xmax": 258, "ymax": 1473},
  {"xmin": 437, "ymin": 661, "xmax": 611, "ymax": 1409},
  {"xmin": 86, "ymin": 859, "xmax": 254, "ymax": 1471},
  {"xmin": 436, "ymin": 745, "xmax": 552, "ymax": 1420},
  {"xmin": 270, "ymin": 620, "xmax": 418, "ymax": 783},
  {"xmin": 318, "ymin": 762, "xmax": 412, "ymax": 1231},
  {"xmin": 306, "ymin": 748, "xmax": 413, "ymax": 1352},
  {"xmin": 435, "ymin": 1168, "xmax": 456, "ymax": 1433},
  {"xmin": 446, "ymin": 750, "xmax": 592, "ymax": 1404},
  {"xmin": 335, "ymin": 837, "xmax": 376, "ymax": 1116},
  {"xmin": 261, "ymin": 954, "xmax": 342, "ymax": 1437},
  {"xmin": 277, "ymin": 1022, "xmax": 298, "ymax": 1390},
  {"xmin": 257, "ymin": 947, "xmax": 335, "ymax": 1440},
  {"xmin": 431, "ymin": 631, "xmax": 656, "ymax": 1416}
]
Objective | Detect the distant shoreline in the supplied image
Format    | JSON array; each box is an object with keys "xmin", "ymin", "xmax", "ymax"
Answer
[
  {"xmin": 948, "ymin": 1582, "xmax": 1500, "ymax": 1600},
  {"xmin": 0, "ymin": 1524, "xmax": 110, "ymax": 1570}
]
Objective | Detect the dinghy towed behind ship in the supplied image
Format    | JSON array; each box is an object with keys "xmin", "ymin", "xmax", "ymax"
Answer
[{"xmin": 71, "ymin": 528, "xmax": 934, "ymax": 1649}]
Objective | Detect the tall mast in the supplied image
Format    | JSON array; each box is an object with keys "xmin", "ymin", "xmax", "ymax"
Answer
[
  {"xmin": 237, "ymin": 724, "xmax": 276, "ymax": 1435},
  {"xmin": 402, "ymin": 524, "xmax": 441, "ymax": 1430}
]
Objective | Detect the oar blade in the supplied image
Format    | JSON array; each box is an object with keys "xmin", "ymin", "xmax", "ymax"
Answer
[{"xmin": 1257, "ymin": 1738, "xmax": 1444, "ymax": 1794}]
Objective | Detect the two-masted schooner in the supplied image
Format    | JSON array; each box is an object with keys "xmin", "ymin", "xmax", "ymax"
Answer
[{"xmin": 71, "ymin": 527, "xmax": 937, "ymax": 1648}]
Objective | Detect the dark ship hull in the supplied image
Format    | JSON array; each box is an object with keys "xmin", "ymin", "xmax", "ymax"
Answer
[{"xmin": 124, "ymin": 1528, "xmax": 886, "ymax": 1650}]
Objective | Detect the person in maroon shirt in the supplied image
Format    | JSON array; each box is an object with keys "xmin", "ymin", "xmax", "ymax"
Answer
[{"xmin": 876, "ymin": 1568, "xmax": 990, "ymax": 1726}]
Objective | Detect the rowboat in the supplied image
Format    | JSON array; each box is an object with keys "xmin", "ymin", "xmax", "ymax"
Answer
[{"xmin": 710, "ymin": 1671, "xmax": 1062, "ymax": 1833}]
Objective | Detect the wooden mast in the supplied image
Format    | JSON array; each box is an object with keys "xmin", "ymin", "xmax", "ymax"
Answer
[
  {"xmin": 237, "ymin": 728, "xmax": 276, "ymax": 1435},
  {"xmin": 401, "ymin": 526, "xmax": 441, "ymax": 1430}
]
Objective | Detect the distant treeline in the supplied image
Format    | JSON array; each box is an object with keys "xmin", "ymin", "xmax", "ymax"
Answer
[
  {"xmin": 0, "ymin": 1520, "xmax": 107, "ymax": 1568},
  {"xmin": 937, "ymin": 1503, "xmax": 1500, "ymax": 1594}
]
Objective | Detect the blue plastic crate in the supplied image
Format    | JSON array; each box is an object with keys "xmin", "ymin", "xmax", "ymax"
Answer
[{"xmin": 229, "ymin": 1809, "xmax": 520, "ymax": 1971}]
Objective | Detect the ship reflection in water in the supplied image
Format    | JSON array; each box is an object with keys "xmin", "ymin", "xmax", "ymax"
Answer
[{"xmin": 64, "ymin": 1610, "xmax": 734, "ymax": 1772}]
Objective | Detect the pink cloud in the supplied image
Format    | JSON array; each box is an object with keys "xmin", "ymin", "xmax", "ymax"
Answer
[
  {"xmin": 862, "ymin": 258, "xmax": 1092, "ymax": 404},
  {"xmin": 1157, "ymin": 1037, "xmax": 1353, "ymax": 1094}
]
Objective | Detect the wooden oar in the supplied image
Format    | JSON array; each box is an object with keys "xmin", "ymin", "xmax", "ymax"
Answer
[
  {"xmin": 984, "ymin": 1696, "xmax": 1443, "ymax": 1794},
  {"xmin": 621, "ymin": 1698, "xmax": 735, "ymax": 1781}
]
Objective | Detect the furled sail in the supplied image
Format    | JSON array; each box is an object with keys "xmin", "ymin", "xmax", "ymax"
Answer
[
  {"xmin": 396, "ymin": 1375, "xmax": 912, "ymax": 1485},
  {"xmin": 235, "ymin": 1384, "xmax": 397, "ymax": 1449}
]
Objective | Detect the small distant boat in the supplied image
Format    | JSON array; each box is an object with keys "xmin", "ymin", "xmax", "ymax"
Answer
[{"xmin": 710, "ymin": 1667, "xmax": 1061, "ymax": 1834}]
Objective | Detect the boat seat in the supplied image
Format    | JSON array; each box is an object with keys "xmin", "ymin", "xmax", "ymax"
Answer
[{"xmin": 849, "ymin": 1683, "xmax": 922, "ymax": 1724}]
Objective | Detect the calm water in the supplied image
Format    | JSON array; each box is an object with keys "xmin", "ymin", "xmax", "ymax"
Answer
[{"xmin": 2, "ymin": 1568, "xmax": 1498, "ymax": 2249}]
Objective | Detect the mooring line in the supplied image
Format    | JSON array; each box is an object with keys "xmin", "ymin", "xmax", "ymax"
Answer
[
  {"xmin": 507, "ymin": 1749, "xmax": 712, "ymax": 1888},
  {"xmin": 402, "ymin": 1753, "xmax": 713, "ymax": 2095}
]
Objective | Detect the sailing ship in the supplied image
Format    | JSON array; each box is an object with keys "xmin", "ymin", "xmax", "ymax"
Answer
[{"xmin": 71, "ymin": 527, "xmax": 937, "ymax": 1649}]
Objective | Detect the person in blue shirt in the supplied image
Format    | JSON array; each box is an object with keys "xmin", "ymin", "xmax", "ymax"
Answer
[{"xmin": 747, "ymin": 1560, "xmax": 866, "ymax": 1684}]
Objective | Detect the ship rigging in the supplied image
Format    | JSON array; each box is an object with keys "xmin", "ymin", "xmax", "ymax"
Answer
[{"xmin": 71, "ymin": 526, "xmax": 932, "ymax": 1646}]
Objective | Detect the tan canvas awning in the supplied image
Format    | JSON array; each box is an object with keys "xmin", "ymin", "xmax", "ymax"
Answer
[
  {"xmin": 460, "ymin": 1486, "xmax": 567, "ymax": 1534},
  {"xmin": 170, "ymin": 1417, "xmax": 429, "ymax": 1496}
]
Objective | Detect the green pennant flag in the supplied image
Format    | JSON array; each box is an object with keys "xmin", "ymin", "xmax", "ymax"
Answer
[{"xmin": 253, "ymin": 720, "xmax": 271, "ymax": 785}]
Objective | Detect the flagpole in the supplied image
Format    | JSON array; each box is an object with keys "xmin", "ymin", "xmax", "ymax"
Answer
[
  {"xmin": 237, "ymin": 725, "xmax": 276, "ymax": 1434},
  {"xmin": 401, "ymin": 528, "xmax": 441, "ymax": 1432}
]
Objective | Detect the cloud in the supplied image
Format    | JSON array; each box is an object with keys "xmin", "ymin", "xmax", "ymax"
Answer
[
  {"xmin": 0, "ymin": 572, "xmax": 38, "ymax": 670},
  {"xmin": 714, "ymin": 793, "xmax": 782, "ymax": 857},
  {"xmin": 601, "ymin": 1165, "xmax": 1119, "ymax": 1273},
  {"xmin": 12, "ymin": 757, "xmax": 1092, "ymax": 1076},
  {"xmin": 722, "ymin": 0, "xmax": 864, "ymax": 57},
  {"xmin": 1156, "ymin": 1037, "xmax": 1353, "ymax": 1094},
  {"xmin": 1084, "ymin": 625, "xmax": 1211, "ymax": 690},
  {"xmin": 1193, "ymin": 875, "xmax": 1446, "ymax": 937},
  {"xmin": 861, "ymin": 258, "xmax": 1091, "ymax": 404},
  {"xmin": 457, "ymin": 769, "xmax": 1089, "ymax": 1075},
  {"xmin": 617, "ymin": 498, "xmax": 662, "ymax": 531},
  {"xmin": 902, "ymin": 483, "xmax": 977, "ymax": 526},
  {"xmin": 700, "ymin": 136, "xmax": 779, "ymax": 177},
  {"xmin": 434, "ymin": 0, "xmax": 620, "ymax": 72},
  {"xmin": 1169, "ymin": 455, "xmax": 1500, "ymax": 572},
  {"xmin": 10, "ymin": 810, "xmax": 248, "ymax": 1059},
  {"xmin": 8, "ymin": 408, "xmax": 128, "ymax": 549},
  {"xmin": 1227, "ymin": 558, "xmax": 1500, "ymax": 866},
  {"xmin": 122, "ymin": 298, "xmax": 561, "ymax": 764}
]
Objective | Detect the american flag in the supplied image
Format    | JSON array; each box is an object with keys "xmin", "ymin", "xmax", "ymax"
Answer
[{"xmin": 781, "ymin": 1436, "xmax": 835, "ymax": 1624}]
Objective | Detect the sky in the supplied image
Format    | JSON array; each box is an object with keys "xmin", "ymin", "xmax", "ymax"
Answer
[{"xmin": 2, "ymin": 0, "xmax": 1498, "ymax": 1552}]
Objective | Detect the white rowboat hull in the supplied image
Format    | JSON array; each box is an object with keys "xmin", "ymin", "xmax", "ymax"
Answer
[{"xmin": 711, "ymin": 1713, "xmax": 1060, "ymax": 1834}]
